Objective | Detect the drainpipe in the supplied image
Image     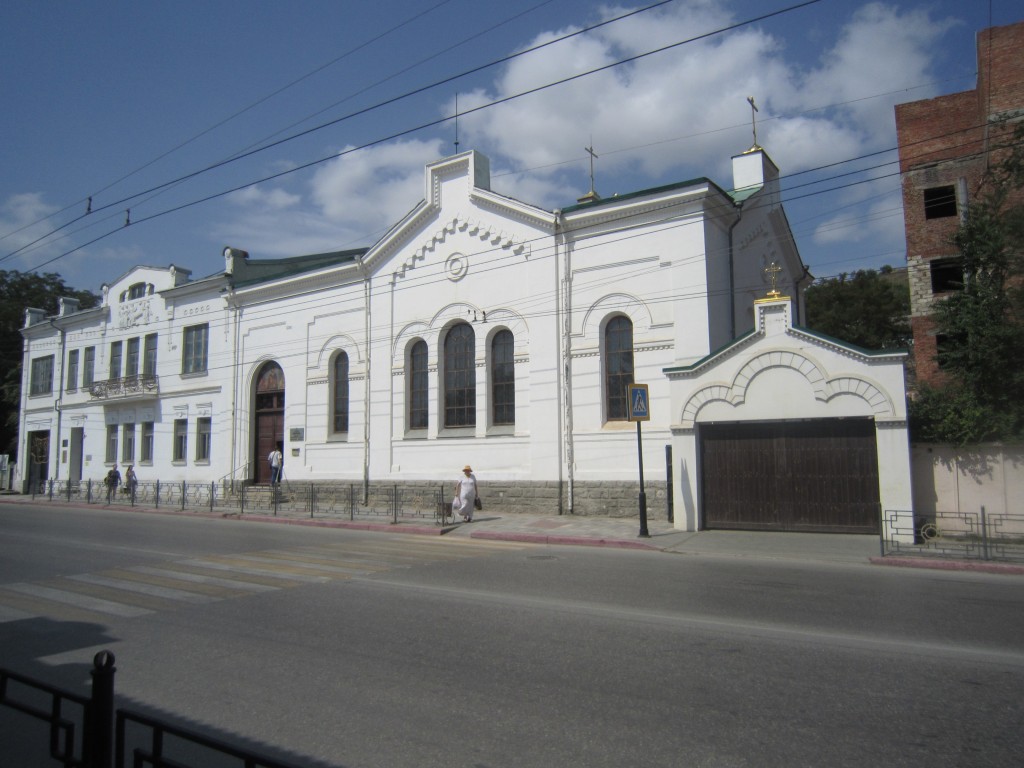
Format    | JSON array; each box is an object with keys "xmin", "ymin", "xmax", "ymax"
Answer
[
  {"xmin": 726, "ymin": 203, "xmax": 744, "ymax": 340},
  {"xmin": 554, "ymin": 209, "xmax": 574, "ymax": 515},
  {"xmin": 226, "ymin": 286, "xmax": 240, "ymax": 486},
  {"xmin": 360, "ymin": 257, "xmax": 371, "ymax": 503},
  {"xmin": 55, "ymin": 321, "xmax": 66, "ymax": 481}
]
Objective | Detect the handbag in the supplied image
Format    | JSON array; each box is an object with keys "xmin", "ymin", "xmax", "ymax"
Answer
[{"xmin": 474, "ymin": 496, "xmax": 482, "ymax": 511}]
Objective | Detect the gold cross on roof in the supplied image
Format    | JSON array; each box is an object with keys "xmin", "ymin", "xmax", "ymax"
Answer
[{"xmin": 765, "ymin": 261, "xmax": 782, "ymax": 297}]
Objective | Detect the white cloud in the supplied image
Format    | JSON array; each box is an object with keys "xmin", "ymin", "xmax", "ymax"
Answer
[
  {"xmin": 217, "ymin": 2, "xmax": 955, "ymax": 266},
  {"xmin": 0, "ymin": 193, "xmax": 61, "ymax": 267},
  {"xmin": 793, "ymin": 3, "xmax": 957, "ymax": 141},
  {"xmin": 310, "ymin": 139, "xmax": 446, "ymax": 226},
  {"xmin": 216, "ymin": 140, "xmax": 446, "ymax": 257},
  {"xmin": 455, "ymin": 1, "xmax": 954, "ymax": 186},
  {"xmin": 229, "ymin": 186, "xmax": 301, "ymax": 210}
]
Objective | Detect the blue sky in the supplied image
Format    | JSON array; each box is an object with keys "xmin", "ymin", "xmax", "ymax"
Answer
[{"xmin": 1, "ymin": 0, "xmax": 1019, "ymax": 294}]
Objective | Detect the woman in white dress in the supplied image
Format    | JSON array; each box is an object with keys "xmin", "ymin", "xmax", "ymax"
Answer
[{"xmin": 454, "ymin": 464, "xmax": 478, "ymax": 522}]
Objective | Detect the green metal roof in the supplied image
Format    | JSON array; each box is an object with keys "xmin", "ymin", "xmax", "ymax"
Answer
[
  {"xmin": 230, "ymin": 248, "xmax": 367, "ymax": 289},
  {"xmin": 561, "ymin": 176, "xmax": 725, "ymax": 213}
]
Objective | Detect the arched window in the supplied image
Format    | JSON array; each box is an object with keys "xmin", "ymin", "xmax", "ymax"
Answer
[
  {"xmin": 604, "ymin": 315, "xmax": 633, "ymax": 421},
  {"xmin": 444, "ymin": 323, "xmax": 475, "ymax": 427},
  {"xmin": 491, "ymin": 329, "xmax": 514, "ymax": 426},
  {"xmin": 332, "ymin": 352, "xmax": 349, "ymax": 433},
  {"xmin": 408, "ymin": 340, "xmax": 428, "ymax": 430}
]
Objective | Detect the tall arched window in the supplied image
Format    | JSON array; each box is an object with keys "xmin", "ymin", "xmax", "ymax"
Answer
[
  {"xmin": 332, "ymin": 351, "xmax": 349, "ymax": 433},
  {"xmin": 408, "ymin": 340, "xmax": 428, "ymax": 430},
  {"xmin": 604, "ymin": 315, "xmax": 634, "ymax": 421},
  {"xmin": 444, "ymin": 323, "xmax": 476, "ymax": 427},
  {"xmin": 491, "ymin": 329, "xmax": 514, "ymax": 426}
]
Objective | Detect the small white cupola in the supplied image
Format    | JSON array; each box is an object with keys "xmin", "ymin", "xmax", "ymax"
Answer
[{"xmin": 731, "ymin": 147, "xmax": 780, "ymax": 208}]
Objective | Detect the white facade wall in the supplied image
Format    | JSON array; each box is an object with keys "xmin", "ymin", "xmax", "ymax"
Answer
[
  {"xmin": 17, "ymin": 147, "xmax": 912, "ymax": 531},
  {"xmin": 18, "ymin": 266, "xmax": 232, "ymax": 490}
]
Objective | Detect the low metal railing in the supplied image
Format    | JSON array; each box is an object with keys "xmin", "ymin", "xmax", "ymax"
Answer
[
  {"xmin": 30, "ymin": 479, "xmax": 454, "ymax": 525},
  {"xmin": 880, "ymin": 507, "xmax": 1024, "ymax": 563}
]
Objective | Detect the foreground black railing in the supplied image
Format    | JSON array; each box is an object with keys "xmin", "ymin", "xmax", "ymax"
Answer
[
  {"xmin": 0, "ymin": 652, "xmax": 301, "ymax": 768},
  {"xmin": 0, "ymin": 651, "xmax": 113, "ymax": 768},
  {"xmin": 880, "ymin": 508, "xmax": 1024, "ymax": 563},
  {"xmin": 116, "ymin": 708, "xmax": 298, "ymax": 768}
]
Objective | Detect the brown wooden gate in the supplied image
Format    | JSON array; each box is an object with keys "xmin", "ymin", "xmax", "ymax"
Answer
[{"xmin": 700, "ymin": 419, "xmax": 880, "ymax": 534}]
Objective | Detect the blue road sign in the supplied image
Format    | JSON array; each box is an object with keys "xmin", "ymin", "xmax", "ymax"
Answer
[{"xmin": 627, "ymin": 383, "xmax": 650, "ymax": 422}]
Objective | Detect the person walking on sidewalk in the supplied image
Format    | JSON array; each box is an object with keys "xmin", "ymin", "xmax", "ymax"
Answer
[
  {"xmin": 454, "ymin": 464, "xmax": 479, "ymax": 522},
  {"xmin": 105, "ymin": 464, "xmax": 121, "ymax": 503},
  {"xmin": 125, "ymin": 465, "xmax": 138, "ymax": 502}
]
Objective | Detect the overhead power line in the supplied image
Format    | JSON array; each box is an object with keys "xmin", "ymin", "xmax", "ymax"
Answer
[{"xmin": 1, "ymin": 0, "xmax": 683, "ymax": 262}]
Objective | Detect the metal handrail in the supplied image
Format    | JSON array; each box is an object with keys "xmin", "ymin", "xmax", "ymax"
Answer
[{"xmin": 216, "ymin": 460, "xmax": 250, "ymax": 493}]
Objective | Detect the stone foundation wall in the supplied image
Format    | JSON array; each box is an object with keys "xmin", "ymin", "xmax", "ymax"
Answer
[{"xmin": 317, "ymin": 479, "xmax": 671, "ymax": 519}]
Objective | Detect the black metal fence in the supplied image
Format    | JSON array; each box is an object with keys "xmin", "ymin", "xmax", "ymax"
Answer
[
  {"xmin": 1, "ymin": 652, "xmax": 301, "ymax": 768},
  {"xmin": 30, "ymin": 478, "xmax": 455, "ymax": 525},
  {"xmin": 880, "ymin": 508, "xmax": 1024, "ymax": 563}
]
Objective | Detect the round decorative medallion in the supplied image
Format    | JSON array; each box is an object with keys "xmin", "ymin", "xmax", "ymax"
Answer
[{"xmin": 445, "ymin": 252, "xmax": 468, "ymax": 281}]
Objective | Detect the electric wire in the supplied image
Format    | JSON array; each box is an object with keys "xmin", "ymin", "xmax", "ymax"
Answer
[{"xmin": 5, "ymin": 0, "xmax": 814, "ymax": 268}]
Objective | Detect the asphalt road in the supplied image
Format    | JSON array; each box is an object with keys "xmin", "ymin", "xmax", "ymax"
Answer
[{"xmin": 1, "ymin": 503, "xmax": 1022, "ymax": 768}]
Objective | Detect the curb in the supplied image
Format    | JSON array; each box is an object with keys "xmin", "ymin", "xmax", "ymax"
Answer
[
  {"xmin": 470, "ymin": 530, "xmax": 660, "ymax": 550},
  {"xmin": 870, "ymin": 556, "xmax": 1024, "ymax": 575},
  {"xmin": 236, "ymin": 514, "xmax": 454, "ymax": 536}
]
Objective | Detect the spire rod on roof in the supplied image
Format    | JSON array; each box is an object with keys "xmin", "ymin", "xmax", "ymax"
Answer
[
  {"xmin": 577, "ymin": 140, "xmax": 602, "ymax": 204},
  {"xmin": 454, "ymin": 92, "xmax": 460, "ymax": 153},
  {"xmin": 746, "ymin": 96, "xmax": 762, "ymax": 151}
]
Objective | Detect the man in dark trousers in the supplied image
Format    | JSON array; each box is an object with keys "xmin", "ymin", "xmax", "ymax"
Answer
[{"xmin": 105, "ymin": 464, "xmax": 121, "ymax": 503}]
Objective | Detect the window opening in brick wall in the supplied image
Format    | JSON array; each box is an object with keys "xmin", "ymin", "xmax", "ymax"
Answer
[
  {"xmin": 935, "ymin": 333, "xmax": 952, "ymax": 370},
  {"xmin": 923, "ymin": 185, "xmax": 957, "ymax": 219},
  {"xmin": 930, "ymin": 258, "xmax": 964, "ymax": 293}
]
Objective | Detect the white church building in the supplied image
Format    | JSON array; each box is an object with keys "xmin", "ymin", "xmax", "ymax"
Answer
[{"xmin": 18, "ymin": 147, "xmax": 914, "ymax": 534}]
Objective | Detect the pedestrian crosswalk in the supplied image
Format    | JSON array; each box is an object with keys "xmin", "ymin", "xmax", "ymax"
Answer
[{"xmin": 0, "ymin": 535, "xmax": 529, "ymax": 625}]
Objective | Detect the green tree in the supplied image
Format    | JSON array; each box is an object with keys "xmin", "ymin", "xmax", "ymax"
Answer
[
  {"xmin": 804, "ymin": 266, "xmax": 911, "ymax": 350},
  {"xmin": 909, "ymin": 123, "xmax": 1024, "ymax": 444},
  {"xmin": 0, "ymin": 270, "xmax": 99, "ymax": 458}
]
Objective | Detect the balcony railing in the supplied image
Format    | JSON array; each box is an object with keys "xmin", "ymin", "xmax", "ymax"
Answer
[{"xmin": 88, "ymin": 374, "xmax": 159, "ymax": 400}]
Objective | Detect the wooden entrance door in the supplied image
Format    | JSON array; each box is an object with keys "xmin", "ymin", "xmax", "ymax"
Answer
[
  {"xmin": 700, "ymin": 419, "xmax": 880, "ymax": 534},
  {"xmin": 253, "ymin": 363, "xmax": 285, "ymax": 484}
]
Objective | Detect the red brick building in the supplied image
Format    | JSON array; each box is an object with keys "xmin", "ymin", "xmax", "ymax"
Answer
[{"xmin": 895, "ymin": 21, "xmax": 1024, "ymax": 386}]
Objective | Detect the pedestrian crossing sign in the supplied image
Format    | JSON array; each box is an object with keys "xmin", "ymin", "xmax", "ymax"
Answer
[{"xmin": 626, "ymin": 383, "xmax": 650, "ymax": 422}]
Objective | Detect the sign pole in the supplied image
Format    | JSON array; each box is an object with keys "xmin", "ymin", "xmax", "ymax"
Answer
[
  {"xmin": 627, "ymin": 382, "xmax": 651, "ymax": 538},
  {"xmin": 636, "ymin": 419, "xmax": 649, "ymax": 537}
]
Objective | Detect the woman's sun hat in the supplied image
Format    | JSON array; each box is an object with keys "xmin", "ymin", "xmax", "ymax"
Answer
[{"xmin": 463, "ymin": 465, "xmax": 472, "ymax": 472}]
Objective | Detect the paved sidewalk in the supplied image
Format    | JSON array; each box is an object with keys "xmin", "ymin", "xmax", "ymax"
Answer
[{"xmin": 451, "ymin": 513, "xmax": 886, "ymax": 564}]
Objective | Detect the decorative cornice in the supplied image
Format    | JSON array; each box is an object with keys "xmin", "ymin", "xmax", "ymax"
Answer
[{"xmin": 392, "ymin": 216, "xmax": 531, "ymax": 284}]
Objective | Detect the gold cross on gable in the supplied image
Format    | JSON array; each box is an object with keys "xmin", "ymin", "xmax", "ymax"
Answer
[{"xmin": 765, "ymin": 261, "xmax": 782, "ymax": 297}]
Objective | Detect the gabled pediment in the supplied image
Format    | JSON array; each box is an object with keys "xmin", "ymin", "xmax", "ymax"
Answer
[
  {"xmin": 361, "ymin": 150, "xmax": 553, "ymax": 280},
  {"xmin": 665, "ymin": 297, "xmax": 908, "ymax": 430}
]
